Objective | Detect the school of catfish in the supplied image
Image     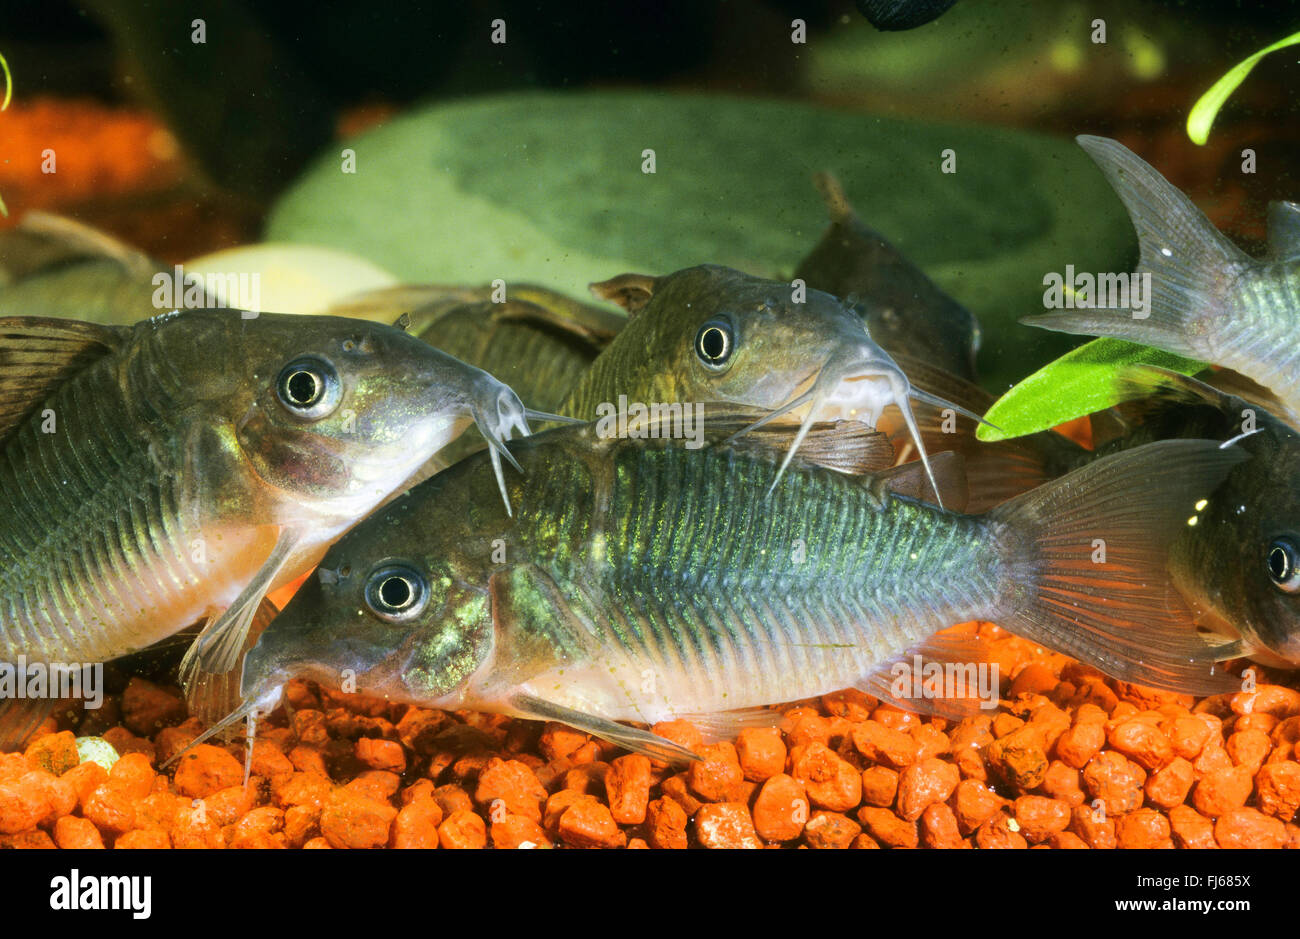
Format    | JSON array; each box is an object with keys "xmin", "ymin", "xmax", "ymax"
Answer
[{"xmin": 0, "ymin": 135, "xmax": 1297, "ymax": 766}]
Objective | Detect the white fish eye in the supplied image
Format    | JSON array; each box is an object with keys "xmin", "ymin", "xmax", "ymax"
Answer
[
  {"xmin": 694, "ymin": 319, "xmax": 733, "ymax": 369},
  {"xmin": 364, "ymin": 563, "xmax": 429, "ymax": 622},
  {"xmin": 276, "ymin": 356, "xmax": 341, "ymax": 420}
]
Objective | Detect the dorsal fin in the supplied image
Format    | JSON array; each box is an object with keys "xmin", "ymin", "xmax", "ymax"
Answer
[
  {"xmin": 11, "ymin": 212, "xmax": 156, "ymax": 277},
  {"xmin": 589, "ymin": 273, "xmax": 657, "ymax": 317},
  {"xmin": 0, "ymin": 317, "xmax": 126, "ymax": 443}
]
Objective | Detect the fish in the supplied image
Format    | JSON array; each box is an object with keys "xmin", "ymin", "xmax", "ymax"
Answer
[
  {"xmin": 205, "ymin": 418, "xmax": 1244, "ymax": 762},
  {"xmin": 1025, "ymin": 135, "xmax": 1300, "ymax": 428},
  {"xmin": 794, "ymin": 172, "xmax": 982, "ymax": 383},
  {"xmin": 856, "ymin": 0, "xmax": 958, "ymax": 31},
  {"xmin": 560, "ymin": 264, "xmax": 983, "ymax": 504},
  {"xmin": 1086, "ymin": 367, "xmax": 1300, "ymax": 673},
  {"xmin": 0, "ymin": 309, "xmax": 537, "ymax": 744}
]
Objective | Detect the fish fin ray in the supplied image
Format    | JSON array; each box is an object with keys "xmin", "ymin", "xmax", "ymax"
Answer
[
  {"xmin": 0, "ymin": 316, "xmax": 125, "ymax": 443},
  {"xmin": 991, "ymin": 438, "xmax": 1246, "ymax": 695},
  {"xmin": 673, "ymin": 707, "xmax": 784, "ymax": 742},
  {"xmin": 856, "ymin": 633, "xmax": 997, "ymax": 720},
  {"xmin": 179, "ymin": 528, "xmax": 300, "ymax": 686},
  {"xmin": 183, "ymin": 596, "xmax": 278, "ymax": 729},
  {"xmin": 0, "ymin": 698, "xmax": 58, "ymax": 751},
  {"xmin": 1024, "ymin": 135, "xmax": 1250, "ymax": 359},
  {"xmin": 871, "ymin": 450, "xmax": 969, "ymax": 511}
]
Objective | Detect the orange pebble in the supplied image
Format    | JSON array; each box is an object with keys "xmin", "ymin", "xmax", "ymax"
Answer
[
  {"xmin": 1009, "ymin": 664, "xmax": 1059, "ymax": 699},
  {"xmin": 1013, "ymin": 796, "xmax": 1071, "ymax": 843},
  {"xmin": 790, "ymin": 743, "xmax": 862, "ymax": 812},
  {"xmin": 173, "ymin": 744, "xmax": 243, "ymax": 799},
  {"xmin": 320, "ymin": 788, "xmax": 398, "ymax": 849},
  {"xmin": 1081, "ymin": 751, "xmax": 1145, "ymax": 815},
  {"xmin": 975, "ymin": 812, "xmax": 1027, "ymax": 849},
  {"xmin": 687, "ymin": 743, "xmax": 744, "ymax": 803},
  {"xmin": 273, "ymin": 771, "xmax": 333, "ymax": 811},
  {"xmin": 491, "ymin": 814, "xmax": 552, "ymax": 849},
  {"xmin": 390, "ymin": 797, "xmax": 444, "ymax": 849},
  {"xmin": 53, "ymin": 815, "xmax": 105, "ymax": 849},
  {"xmin": 557, "ymin": 800, "xmax": 626, "ymax": 849},
  {"xmin": 1069, "ymin": 805, "xmax": 1117, "ymax": 849},
  {"xmin": 82, "ymin": 783, "xmax": 134, "ymax": 837},
  {"xmin": 952, "ymin": 779, "xmax": 1002, "ymax": 834},
  {"xmin": 856, "ymin": 807, "xmax": 918, "ymax": 849},
  {"xmin": 538, "ymin": 722, "xmax": 590, "ymax": 762},
  {"xmin": 896, "ymin": 757, "xmax": 960, "ymax": 821},
  {"xmin": 648, "ymin": 720, "xmax": 704, "ymax": 764},
  {"xmin": 1040, "ymin": 761, "xmax": 1085, "ymax": 808},
  {"xmin": 115, "ymin": 828, "xmax": 170, "ymax": 849},
  {"xmin": 751, "ymin": 774, "xmax": 809, "ymax": 843},
  {"xmin": 803, "ymin": 810, "xmax": 862, "ymax": 849},
  {"xmin": 1255, "ymin": 761, "xmax": 1300, "ymax": 820},
  {"xmin": 474, "ymin": 757, "xmax": 547, "ymax": 822},
  {"xmin": 1054, "ymin": 721, "xmax": 1105, "ymax": 769},
  {"xmin": 605, "ymin": 754, "xmax": 652, "ymax": 825},
  {"xmin": 694, "ymin": 802, "xmax": 761, "ymax": 849},
  {"xmin": 1115, "ymin": 808, "xmax": 1172, "ymax": 848},
  {"xmin": 355, "ymin": 737, "xmax": 406, "ymax": 774},
  {"xmin": 1169, "ymin": 716, "xmax": 1213, "ymax": 760},
  {"xmin": 62, "ymin": 761, "xmax": 108, "ymax": 810},
  {"xmin": 851, "ymin": 720, "xmax": 919, "ymax": 769},
  {"xmin": 1107, "ymin": 718, "xmax": 1173, "ymax": 771},
  {"xmin": 1225, "ymin": 729, "xmax": 1271, "ymax": 774},
  {"xmin": 861, "ymin": 765, "xmax": 899, "ymax": 807},
  {"xmin": 1214, "ymin": 807, "xmax": 1286, "ymax": 848},
  {"xmin": 1170, "ymin": 801, "xmax": 1216, "ymax": 842},
  {"xmin": 24, "ymin": 731, "xmax": 79, "ymax": 776},
  {"xmin": 1192, "ymin": 765, "xmax": 1253, "ymax": 817},
  {"xmin": 919, "ymin": 802, "xmax": 966, "ymax": 849},
  {"xmin": 735, "ymin": 727, "xmax": 786, "ymax": 782},
  {"xmin": 108, "ymin": 752, "xmax": 156, "ymax": 801},
  {"xmin": 1144, "ymin": 757, "xmax": 1195, "ymax": 810},
  {"xmin": 645, "ymin": 798, "xmax": 689, "ymax": 850}
]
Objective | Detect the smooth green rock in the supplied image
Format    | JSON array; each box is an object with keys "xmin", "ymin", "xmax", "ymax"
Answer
[
  {"xmin": 74, "ymin": 736, "xmax": 120, "ymax": 772},
  {"xmin": 267, "ymin": 91, "xmax": 1134, "ymax": 388}
]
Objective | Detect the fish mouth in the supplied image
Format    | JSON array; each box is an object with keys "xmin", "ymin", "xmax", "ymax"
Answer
[{"xmin": 729, "ymin": 338, "xmax": 969, "ymax": 507}]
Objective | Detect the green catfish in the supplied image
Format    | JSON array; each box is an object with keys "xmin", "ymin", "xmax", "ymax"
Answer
[
  {"xmin": 0, "ymin": 309, "xmax": 538, "ymax": 746},
  {"xmin": 204, "ymin": 420, "xmax": 1242, "ymax": 762}
]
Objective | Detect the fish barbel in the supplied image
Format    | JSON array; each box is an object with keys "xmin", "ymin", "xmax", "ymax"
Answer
[
  {"xmin": 219, "ymin": 420, "xmax": 1244, "ymax": 760},
  {"xmin": 0, "ymin": 309, "xmax": 535, "ymax": 742},
  {"xmin": 1026, "ymin": 135, "xmax": 1300, "ymax": 427}
]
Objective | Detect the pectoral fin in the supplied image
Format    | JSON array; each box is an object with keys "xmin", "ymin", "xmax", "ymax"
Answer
[
  {"xmin": 179, "ymin": 528, "xmax": 300, "ymax": 685},
  {"xmin": 507, "ymin": 692, "xmax": 701, "ymax": 764},
  {"xmin": 183, "ymin": 596, "xmax": 279, "ymax": 729}
]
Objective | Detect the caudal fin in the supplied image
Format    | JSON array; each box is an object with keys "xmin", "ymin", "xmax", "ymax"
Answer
[
  {"xmin": 1024, "ymin": 135, "xmax": 1250, "ymax": 360},
  {"xmin": 990, "ymin": 438, "xmax": 1246, "ymax": 694}
]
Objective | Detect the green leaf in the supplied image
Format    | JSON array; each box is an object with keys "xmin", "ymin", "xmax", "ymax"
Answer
[
  {"xmin": 1187, "ymin": 30, "xmax": 1300, "ymax": 146},
  {"xmin": 977, "ymin": 338, "xmax": 1204, "ymax": 442}
]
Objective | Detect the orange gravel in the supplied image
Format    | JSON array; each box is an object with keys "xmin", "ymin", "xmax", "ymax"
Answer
[{"xmin": 4, "ymin": 622, "xmax": 1300, "ymax": 848}]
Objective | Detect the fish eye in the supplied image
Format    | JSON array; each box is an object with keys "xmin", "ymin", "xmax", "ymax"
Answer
[
  {"xmin": 1266, "ymin": 538, "xmax": 1300, "ymax": 593},
  {"xmin": 275, "ymin": 356, "xmax": 341, "ymax": 420},
  {"xmin": 364, "ymin": 563, "xmax": 429, "ymax": 622},
  {"xmin": 694, "ymin": 319, "xmax": 734, "ymax": 369}
]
